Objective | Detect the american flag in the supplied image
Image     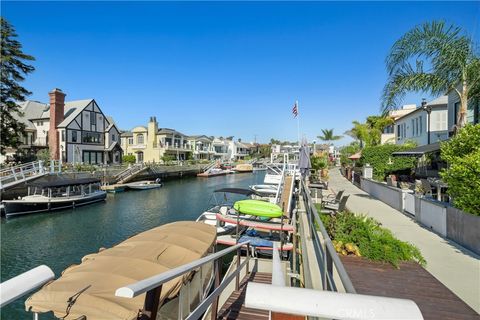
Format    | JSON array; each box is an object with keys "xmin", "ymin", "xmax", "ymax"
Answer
[{"xmin": 292, "ymin": 101, "xmax": 298, "ymax": 118}]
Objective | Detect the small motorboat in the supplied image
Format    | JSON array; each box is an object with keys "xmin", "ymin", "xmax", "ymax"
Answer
[
  {"xmin": 127, "ymin": 179, "xmax": 162, "ymax": 190},
  {"xmin": 25, "ymin": 221, "xmax": 216, "ymax": 320},
  {"xmin": 196, "ymin": 188, "xmax": 258, "ymax": 235},
  {"xmin": 2, "ymin": 177, "xmax": 106, "ymax": 218},
  {"xmin": 234, "ymin": 163, "xmax": 253, "ymax": 173},
  {"xmin": 197, "ymin": 168, "xmax": 230, "ymax": 177}
]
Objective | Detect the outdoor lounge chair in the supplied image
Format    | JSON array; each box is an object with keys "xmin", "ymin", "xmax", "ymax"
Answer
[
  {"xmin": 321, "ymin": 195, "xmax": 349, "ymax": 214},
  {"xmin": 420, "ymin": 179, "xmax": 437, "ymax": 198},
  {"xmin": 322, "ymin": 190, "xmax": 344, "ymax": 205}
]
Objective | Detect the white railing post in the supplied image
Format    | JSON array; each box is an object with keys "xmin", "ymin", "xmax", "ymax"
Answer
[{"xmin": 0, "ymin": 265, "xmax": 55, "ymax": 308}]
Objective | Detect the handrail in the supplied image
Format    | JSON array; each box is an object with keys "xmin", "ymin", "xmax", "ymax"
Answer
[
  {"xmin": 245, "ymin": 283, "xmax": 423, "ymax": 320},
  {"xmin": 0, "ymin": 265, "xmax": 54, "ymax": 308},
  {"xmin": 300, "ymin": 179, "xmax": 356, "ymax": 293},
  {"xmin": 115, "ymin": 241, "xmax": 250, "ymax": 298}
]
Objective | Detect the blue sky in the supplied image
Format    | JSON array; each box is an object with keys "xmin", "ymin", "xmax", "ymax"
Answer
[{"xmin": 2, "ymin": 1, "xmax": 479, "ymax": 145}]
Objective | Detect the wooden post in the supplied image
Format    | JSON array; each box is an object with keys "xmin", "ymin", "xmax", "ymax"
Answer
[{"xmin": 141, "ymin": 285, "xmax": 162, "ymax": 320}]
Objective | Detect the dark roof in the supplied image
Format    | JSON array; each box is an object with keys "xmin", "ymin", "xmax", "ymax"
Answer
[
  {"xmin": 392, "ymin": 142, "xmax": 441, "ymax": 157},
  {"xmin": 27, "ymin": 177, "xmax": 101, "ymax": 188},
  {"xmin": 214, "ymin": 188, "xmax": 258, "ymax": 196}
]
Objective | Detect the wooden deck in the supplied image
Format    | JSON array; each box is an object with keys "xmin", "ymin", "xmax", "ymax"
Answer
[
  {"xmin": 341, "ymin": 256, "xmax": 480, "ymax": 320},
  {"xmin": 217, "ymin": 272, "xmax": 272, "ymax": 320}
]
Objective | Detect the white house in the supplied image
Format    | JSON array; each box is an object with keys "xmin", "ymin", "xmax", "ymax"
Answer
[
  {"xmin": 447, "ymin": 87, "xmax": 479, "ymax": 135},
  {"xmin": 381, "ymin": 104, "xmax": 417, "ymax": 144},
  {"xmin": 6, "ymin": 88, "xmax": 122, "ymax": 165},
  {"xmin": 395, "ymin": 96, "xmax": 449, "ymax": 146}
]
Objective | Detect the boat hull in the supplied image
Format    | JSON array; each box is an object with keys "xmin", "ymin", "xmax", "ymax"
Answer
[{"xmin": 3, "ymin": 192, "xmax": 107, "ymax": 217}]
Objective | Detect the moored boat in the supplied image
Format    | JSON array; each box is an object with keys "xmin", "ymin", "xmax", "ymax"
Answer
[
  {"xmin": 126, "ymin": 179, "xmax": 162, "ymax": 190},
  {"xmin": 2, "ymin": 177, "xmax": 106, "ymax": 218},
  {"xmin": 25, "ymin": 221, "xmax": 216, "ymax": 320},
  {"xmin": 197, "ymin": 168, "xmax": 231, "ymax": 177},
  {"xmin": 234, "ymin": 163, "xmax": 253, "ymax": 173}
]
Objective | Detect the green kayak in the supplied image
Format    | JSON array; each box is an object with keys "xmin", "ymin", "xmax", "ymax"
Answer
[{"xmin": 233, "ymin": 200, "xmax": 283, "ymax": 218}]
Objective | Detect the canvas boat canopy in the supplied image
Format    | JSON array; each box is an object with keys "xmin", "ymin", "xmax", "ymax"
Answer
[
  {"xmin": 214, "ymin": 188, "xmax": 258, "ymax": 196},
  {"xmin": 25, "ymin": 221, "xmax": 216, "ymax": 320},
  {"xmin": 392, "ymin": 142, "xmax": 441, "ymax": 157},
  {"xmin": 27, "ymin": 177, "xmax": 101, "ymax": 188}
]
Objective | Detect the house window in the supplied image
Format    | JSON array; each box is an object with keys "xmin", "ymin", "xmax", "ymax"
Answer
[
  {"xmin": 72, "ymin": 131, "xmax": 77, "ymax": 143},
  {"xmin": 411, "ymin": 119, "xmax": 415, "ymax": 136},
  {"xmin": 137, "ymin": 134, "xmax": 144, "ymax": 145},
  {"xmin": 419, "ymin": 116, "xmax": 422, "ymax": 134},
  {"xmin": 128, "ymin": 138, "xmax": 133, "ymax": 144},
  {"xmin": 61, "ymin": 130, "xmax": 65, "ymax": 142},
  {"xmin": 37, "ymin": 121, "xmax": 43, "ymax": 126},
  {"xmin": 82, "ymin": 132, "xmax": 102, "ymax": 144},
  {"xmin": 397, "ymin": 125, "xmax": 401, "ymax": 139},
  {"xmin": 90, "ymin": 112, "xmax": 96, "ymax": 125},
  {"xmin": 112, "ymin": 134, "xmax": 116, "ymax": 142}
]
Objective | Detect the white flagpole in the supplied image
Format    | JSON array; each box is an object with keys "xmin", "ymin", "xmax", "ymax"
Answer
[{"xmin": 296, "ymin": 100, "xmax": 300, "ymax": 146}]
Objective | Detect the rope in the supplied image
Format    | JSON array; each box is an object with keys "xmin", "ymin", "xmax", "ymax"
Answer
[{"xmin": 59, "ymin": 285, "xmax": 91, "ymax": 320}]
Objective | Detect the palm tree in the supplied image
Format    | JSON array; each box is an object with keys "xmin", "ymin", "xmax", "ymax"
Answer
[
  {"xmin": 344, "ymin": 122, "xmax": 369, "ymax": 148},
  {"xmin": 317, "ymin": 129, "xmax": 342, "ymax": 145},
  {"xmin": 382, "ymin": 21, "xmax": 479, "ymax": 128}
]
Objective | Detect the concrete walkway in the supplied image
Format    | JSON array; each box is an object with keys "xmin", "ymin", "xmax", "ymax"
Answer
[{"xmin": 328, "ymin": 168, "xmax": 480, "ymax": 314}]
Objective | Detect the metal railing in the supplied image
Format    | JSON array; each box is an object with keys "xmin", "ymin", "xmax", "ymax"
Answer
[
  {"xmin": 115, "ymin": 241, "xmax": 251, "ymax": 320},
  {"xmin": 0, "ymin": 265, "xmax": 54, "ymax": 308},
  {"xmin": 0, "ymin": 161, "xmax": 46, "ymax": 190},
  {"xmin": 300, "ymin": 179, "xmax": 356, "ymax": 293},
  {"xmin": 114, "ymin": 163, "xmax": 146, "ymax": 182}
]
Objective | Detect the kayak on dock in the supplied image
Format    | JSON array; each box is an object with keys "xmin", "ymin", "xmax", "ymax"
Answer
[{"xmin": 233, "ymin": 199, "xmax": 283, "ymax": 218}]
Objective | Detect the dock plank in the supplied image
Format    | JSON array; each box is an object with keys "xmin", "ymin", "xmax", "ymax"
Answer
[{"xmin": 341, "ymin": 256, "xmax": 479, "ymax": 320}]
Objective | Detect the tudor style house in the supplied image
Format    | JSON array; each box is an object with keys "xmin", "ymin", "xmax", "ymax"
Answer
[{"xmin": 6, "ymin": 88, "xmax": 122, "ymax": 165}]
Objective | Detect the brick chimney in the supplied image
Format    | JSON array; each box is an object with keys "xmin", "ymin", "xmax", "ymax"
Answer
[{"xmin": 48, "ymin": 88, "xmax": 66, "ymax": 160}]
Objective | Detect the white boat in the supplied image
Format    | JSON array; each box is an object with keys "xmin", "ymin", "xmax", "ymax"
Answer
[
  {"xmin": 127, "ymin": 180, "xmax": 162, "ymax": 190},
  {"xmin": 196, "ymin": 188, "xmax": 256, "ymax": 235},
  {"xmin": 2, "ymin": 178, "xmax": 106, "ymax": 217}
]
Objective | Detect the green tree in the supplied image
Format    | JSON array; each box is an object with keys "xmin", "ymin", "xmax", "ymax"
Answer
[
  {"xmin": 382, "ymin": 21, "xmax": 479, "ymax": 128},
  {"xmin": 1, "ymin": 17, "xmax": 35, "ymax": 154},
  {"xmin": 317, "ymin": 129, "xmax": 343, "ymax": 145},
  {"xmin": 440, "ymin": 124, "xmax": 480, "ymax": 215},
  {"xmin": 36, "ymin": 148, "xmax": 50, "ymax": 162},
  {"xmin": 339, "ymin": 142, "xmax": 361, "ymax": 166},
  {"xmin": 161, "ymin": 154, "xmax": 175, "ymax": 164},
  {"xmin": 122, "ymin": 154, "xmax": 136, "ymax": 164}
]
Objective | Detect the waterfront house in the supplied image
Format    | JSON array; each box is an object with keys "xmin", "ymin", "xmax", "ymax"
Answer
[
  {"xmin": 211, "ymin": 138, "xmax": 230, "ymax": 160},
  {"xmin": 228, "ymin": 140, "xmax": 250, "ymax": 161},
  {"xmin": 4, "ymin": 88, "xmax": 122, "ymax": 165},
  {"xmin": 447, "ymin": 86, "xmax": 480, "ymax": 135},
  {"xmin": 186, "ymin": 135, "xmax": 214, "ymax": 160},
  {"xmin": 394, "ymin": 96, "xmax": 448, "ymax": 146},
  {"xmin": 381, "ymin": 104, "xmax": 417, "ymax": 144},
  {"xmin": 121, "ymin": 117, "xmax": 192, "ymax": 163}
]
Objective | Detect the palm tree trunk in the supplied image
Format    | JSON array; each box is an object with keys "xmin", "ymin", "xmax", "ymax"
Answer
[{"xmin": 457, "ymin": 79, "xmax": 469, "ymax": 128}]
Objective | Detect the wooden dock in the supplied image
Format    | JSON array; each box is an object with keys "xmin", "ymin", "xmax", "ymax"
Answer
[
  {"xmin": 217, "ymin": 272, "xmax": 271, "ymax": 320},
  {"xmin": 341, "ymin": 256, "xmax": 480, "ymax": 320}
]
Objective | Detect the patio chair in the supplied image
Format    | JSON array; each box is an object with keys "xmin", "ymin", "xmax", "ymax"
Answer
[
  {"xmin": 420, "ymin": 179, "xmax": 437, "ymax": 198},
  {"xmin": 322, "ymin": 190, "xmax": 344, "ymax": 205},
  {"xmin": 321, "ymin": 195, "xmax": 350, "ymax": 214}
]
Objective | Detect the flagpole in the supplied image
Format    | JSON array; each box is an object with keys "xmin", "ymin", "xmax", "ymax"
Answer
[{"xmin": 296, "ymin": 100, "xmax": 300, "ymax": 146}]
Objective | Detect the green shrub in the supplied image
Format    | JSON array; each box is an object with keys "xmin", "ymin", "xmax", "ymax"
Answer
[
  {"xmin": 359, "ymin": 144, "xmax": 416, "ymax": 181},
  {"xmin": 122, "ymin": 154, "xmax": 136, "ymax": 164},
  {"xmin": 339, "ymin": 143, "xmax": 360, "ymax": 167},
  {"xmin": 311, "ymin": 154, "xmax": 328, "ymax": 170},
  {"xmin": 316, "ymin": 208, "xmax": 425, "ymax": 268},
  {"xmin": 161, "ymin": 154, "xmax": 175, "ymax": 164},
  {"xmin": 36, "ymin": 148, "xmax": 50, "ymax": 162},
  {"xmin": 440, "ymin": 124, "xmax": 480, "ymax": 215}
]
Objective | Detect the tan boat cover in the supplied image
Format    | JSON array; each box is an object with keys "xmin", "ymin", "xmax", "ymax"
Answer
[{"xmin": 25, "ymin": 221, "xmax": 216, "ymax": 320}]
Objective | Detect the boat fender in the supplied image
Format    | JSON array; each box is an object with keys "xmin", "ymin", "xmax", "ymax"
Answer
[{"xmin": 219, "ymin": 220, "xmax": 225, "ymax": 227}]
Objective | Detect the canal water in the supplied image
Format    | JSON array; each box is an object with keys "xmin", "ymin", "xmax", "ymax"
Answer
[{"xmin": 0, "ymin": 172, "xmax": 265, "ymax": 319}]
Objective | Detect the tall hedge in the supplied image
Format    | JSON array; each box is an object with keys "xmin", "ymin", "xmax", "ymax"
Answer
[
  {"xmin": 359, "ymin": 144, "xmax": 417, "ymax": 181},
  {"xmin": 440, "ymin": 124, "xmax": 480, "ymax": 216}
]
